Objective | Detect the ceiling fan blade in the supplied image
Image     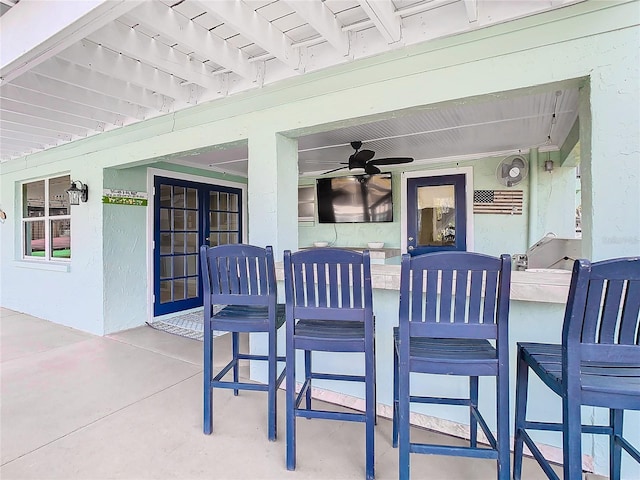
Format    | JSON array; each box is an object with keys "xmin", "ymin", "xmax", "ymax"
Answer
[
  {"xmin": 353, "ymin": 149, "xmax": 375, "ymax": 163},
  {"xmin": 365, "ymin": 164, "xmax": 381, "ymax": 175},
  {"xmin": 368, "ymin": 157, "xmax": 414, "ymax": 166},
  {"xmin": 322, "ymin": 165, "xmax": 348, "ymax": 175}
]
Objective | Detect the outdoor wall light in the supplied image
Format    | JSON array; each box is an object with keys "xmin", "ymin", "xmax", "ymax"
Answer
[
  {"xmin": 544, "ymin": 160, "xmax": 554, "ymax": 173},
  {"xmin": 66, "ymin": 180, "xmax": 88, "ymax": 205}
]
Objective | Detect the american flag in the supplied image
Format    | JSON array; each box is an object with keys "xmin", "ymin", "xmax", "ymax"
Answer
[{"xmin": 473, "ymin": 190, "xmax": 523, "ymax": 215}]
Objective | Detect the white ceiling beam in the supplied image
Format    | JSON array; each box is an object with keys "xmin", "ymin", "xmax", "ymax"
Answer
[
  {"xmin": 282, "ymin": 0, "xmax": 350, "ymax": 57},
  {"xmin": 463, "ymin": 0, "xmax": 478, "ymax": 23},
  {"xmin": 88, "ymin": 20, "xmax": 226, "ymax": 91},
  {"xmin": 358, "ymin": 0, "xmax": 402, "ymax": 44},
  {"xmin": 57, "ymin": 40, "xmax": 196, "ymax": 104},
  {"xmin": 11, "ymin": 73, "xmax": 146, "ymax": 120},
  {"xmin": 1, "ymin": 120, "xmax": 73, "ymax": 142},
  {"xmin": 31, "ymin": 57, "xmax": 168, "ymax": 112},
  {"xmin": 0, "ymin": 101, "xmax": 101, "ymax": 133},
  {"xmin": 0, "ymin": 84, "xmax": 126, "ymax": 126},
  {"xmin": 193, "ymin": 0, "xmax": 301, "ymax": 70},
  {"xmin": 2, "ymin": 111, "xmax": 86, "ymax": 136},
  {"xmin": 1, "ymin": 136, "xmax": 48, "ymax": 150},
  {"xmin": 0, "ymin": 0, "xmax": 142, "ymax": 85},
  {"xmin": 128, "ymin": 2, "xmax": 257, "ymax": 83},
  {"xmin": 0, "ymin": 125, "xmax": 66, "ymax": 145}
]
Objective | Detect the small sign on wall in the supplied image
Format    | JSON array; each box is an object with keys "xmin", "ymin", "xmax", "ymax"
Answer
[{"xmin": 102, "ymin": 189, "xmax": 148, "ymax": 206}]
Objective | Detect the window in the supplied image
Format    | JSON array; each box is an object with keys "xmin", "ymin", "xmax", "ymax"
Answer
[{"xmin": 22, "ymin": 175, "xmax": 71, "ymax": 260}]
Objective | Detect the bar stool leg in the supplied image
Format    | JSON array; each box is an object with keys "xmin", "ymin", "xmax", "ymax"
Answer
[
  {"xmin": 392, "ymin": 344, "xmax": 399, "ymax": 448},
  {"xmin": 232, "ymin": 332, "xmax": 239, "ymax": 396},
  {"xmin": 513, "ymin": 347, "xmax": 529, "ymax": 480},
  {"xmin": 610, "ymin": 409, "xmax": 623, "ymax": 480},
  {"xmin": 562, "ymin": 394, "xmax": 583, "ymax": 480},
  {"xmin": 203, "ymin": 327, "xmax": 213, "ymax": 435},
  {"xmin": 470, "ymin": 376, "xmax": 478, "ymax": 448},
  {"xmin": 304, "ymin": 350, "xmax": 312, "ymax": 410}
]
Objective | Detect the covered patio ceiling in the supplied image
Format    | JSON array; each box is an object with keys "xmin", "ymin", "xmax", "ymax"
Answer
[{"xmin": 1, "ymin": 0, "xmax": 584, "ymax": 171}]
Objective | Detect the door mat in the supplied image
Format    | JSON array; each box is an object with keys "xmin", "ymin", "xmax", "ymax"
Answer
[{"xmin": 147, "ymin": 309, "xmax": 227, "ymax": 342}]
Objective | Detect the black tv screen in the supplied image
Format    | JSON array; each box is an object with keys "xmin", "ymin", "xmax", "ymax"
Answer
[{"xmin": 316, "ymin": 173, "xmax": 393, "ymax": 223}]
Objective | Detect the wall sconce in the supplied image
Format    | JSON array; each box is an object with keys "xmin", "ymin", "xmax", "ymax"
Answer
[
  {"xmin": 544, "ymin": 160, "xmax": 554, "ymax": 173},
  {"xmin": 66, "ymin": 180, "xmax": 88, "ymax": 205}
]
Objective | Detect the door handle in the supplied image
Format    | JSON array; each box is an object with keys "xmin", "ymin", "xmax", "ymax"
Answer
[{"xmin": 408, "ymin": 245, "xmax": 414, "ymax": 251}]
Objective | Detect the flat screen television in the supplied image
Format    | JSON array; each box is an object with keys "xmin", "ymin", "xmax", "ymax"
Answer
[{"xmin": 316, "ymin": 173, "xmax": 393, "ymax": 223}]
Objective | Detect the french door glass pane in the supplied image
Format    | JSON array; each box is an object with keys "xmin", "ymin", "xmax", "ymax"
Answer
[
  {"xmin": 187, "ymin": 277, "xmax": 198, "ymax": 298},
  {"xmin": 160, "ymin": 233, "xmax": 171, "ymax": 254},
  {"xmin": 160, "ymin": 209, "xmax": 170, "ymax": 230},
  {"xmin": 229, "ymin": 194, "xmax": 238, "ymax": 211},
  {"xmin": 229, "ymin": 213, "xmax": 238, "ymax": 230},
  {"xmin": 173, "ymin": 210, "xmax": 184, "ymax": 230},
  {"xmin": 160, "ymin": 185, "xmax": 172, "ymax": 207},
  {"xmin": 173, "ymin": 256, "xmax": 185, "ymax": 277},
  {"xmin": 186, "ymin": 188, "xmax": 197, "ymax": 209},
  {"xmin": 186, "ymin": 211, "xmax": 198, "ymax": 231},
  {"xmin": 185, "ymin": 233, "xmax": 198, "ymax": 253},
  {"xmin": 173, "ymin": 279, "xmax": 185, "ymax": 301},
  {"xmin": 416, "ymin": 185, "xmax": 457, "ymax": 247},
  {"xmin": 173, "ymin": 187, "xmax": 185, "ymax": 208},
  {"xmin": 186, "ymin": 255, "xmax": 198, "ymax": 275},
  {"xmin": 160, "ymin": 281, "xmax": 172, "ymax": 303},
  {"xmin": 160, "ymin": 257, "xmax": 172, "ymax": 279}
]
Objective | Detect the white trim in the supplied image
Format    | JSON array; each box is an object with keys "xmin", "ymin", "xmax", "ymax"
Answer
[
  {"xmin": 12, "ymin": 260, "xmax": 70, "ymax": 272},
  {"xmin": 401, "ymin": 166, "xmax": 474, "ymax": 253},
  {"xmin": 145, "ymin": 167, "xmax": 247, "ymax": 324}
]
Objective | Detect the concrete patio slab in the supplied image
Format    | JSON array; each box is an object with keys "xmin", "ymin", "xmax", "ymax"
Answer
[{"xmin": 1, "ymin": 309, "xmax": 564, "ymax": 479}]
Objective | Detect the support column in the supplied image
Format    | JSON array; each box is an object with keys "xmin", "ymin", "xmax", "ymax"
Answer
[
  {"xmin": 246, "ymin": 130, "xmax": 298, "ymax": 384},
  {"xmin": 246, "ymin": 130, "xmax": 299, "ymax": 259},
  {"xmin": 580, "ymin": 61, "xmax": 640, "ymax": 261}
]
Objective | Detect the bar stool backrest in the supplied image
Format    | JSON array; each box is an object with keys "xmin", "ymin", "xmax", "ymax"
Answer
[
  {"xmin": 399, "ymin": 251, "xmax": 512, "ymax": 341},
  {"xmin": 200, "ymin": 244, "xmax": 276, "ymax": 310},
  {"xmin": 284, "ymin": 248, "xmax": 373, "ymax": 323},
  {"xmin": 562, "ymin": 257, "xmax": 640, "ymax": 369}
]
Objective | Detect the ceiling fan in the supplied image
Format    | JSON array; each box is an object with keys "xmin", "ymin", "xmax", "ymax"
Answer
[{"xmin": 323, "ymin": 141, "xmax": 414, "ymax": 175}]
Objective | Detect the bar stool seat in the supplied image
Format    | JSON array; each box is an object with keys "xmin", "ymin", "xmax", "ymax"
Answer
[{"xmin": 513, "ymin": 257, "xmax": 640, "ymax": 480}]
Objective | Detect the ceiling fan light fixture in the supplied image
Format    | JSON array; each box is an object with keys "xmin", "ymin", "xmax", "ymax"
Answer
[{"xmin": 322, "ymin": 141, "xmax": 414, "ymax": 175}]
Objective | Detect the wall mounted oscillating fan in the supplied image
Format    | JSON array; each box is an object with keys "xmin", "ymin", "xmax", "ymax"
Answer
[{"xmin": 496, "ymin": 155, "xmax": 528, "ymax": 187}]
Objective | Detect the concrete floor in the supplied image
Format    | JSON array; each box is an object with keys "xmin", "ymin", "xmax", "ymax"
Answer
[{"xmin": 1, "ymin": 307, "xmax": 565, "ymax": 480}]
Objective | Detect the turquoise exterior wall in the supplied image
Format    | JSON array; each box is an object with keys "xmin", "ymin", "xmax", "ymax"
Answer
[
  {"xmin": 102, "ymin": 162, "xmax": 247, "ymax": 333},
  {"xmin": 299, "ymin": 153, "xmax": 578, "ymax": 257},
  {"xmin": 1, "ymin": 2, "xmax": 638, "ymax": 475}
]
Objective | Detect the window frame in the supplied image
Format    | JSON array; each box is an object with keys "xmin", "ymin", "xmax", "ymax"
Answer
[{"xmin": 21, "ymin": 174, "xmax": 72, "ymax": 262}]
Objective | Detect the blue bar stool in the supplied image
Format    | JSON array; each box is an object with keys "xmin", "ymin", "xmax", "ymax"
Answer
[
  {"xmin": 200, "ymin": 244, "xmax": 286, "ymax": 441},
  {"xmin": 392, "ymin": 251, "xmax": 512, "ymax": 480},
  {"xmin": 283, "ymin": 248, "xmax": 376, "ymax": 480},
  {"xmin": 513, "ymin": 257, "xmax": 640, "ymax": 480}
]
